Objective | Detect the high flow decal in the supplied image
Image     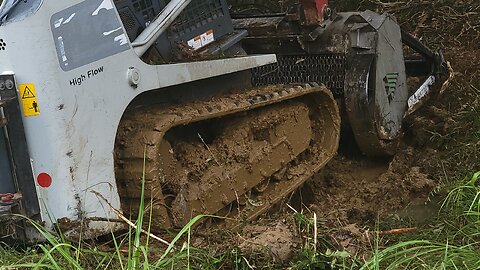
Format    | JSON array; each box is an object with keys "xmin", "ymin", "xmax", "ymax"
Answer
[
  {"xmin": 69, "ymin": 66, "xmax": 105, "ymax": 86},
  {"xmin": 19, "ymin": 84, "xmax": 40, "ymax": 117}
]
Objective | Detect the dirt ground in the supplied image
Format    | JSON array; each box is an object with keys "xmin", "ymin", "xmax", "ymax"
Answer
[
  {"xmin": 130, "ymin": 2, "xmax": 480, "ymax": 267},
  {"xmin": 309, "ymin": 147, "xmax": 436, "ymax": 225},
  {"xmin": 231, "ymin": 146, "xmax": 440, "ymax": 262},
  {"xmin": 216, "ymin": 2, "xmax": 480, "ymax": 263},
  {"xmin": 1, "ymin": 2, "xmax": 478, "ymax": 270},
  {"xmin": 230, "ymin": 133, "xmax": 446, "ymax": 264}
]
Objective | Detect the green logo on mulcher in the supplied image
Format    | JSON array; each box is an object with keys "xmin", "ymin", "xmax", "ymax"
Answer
[{"xmin": 385, "ymin": 72, "xmax": 398, "ymax": 102}]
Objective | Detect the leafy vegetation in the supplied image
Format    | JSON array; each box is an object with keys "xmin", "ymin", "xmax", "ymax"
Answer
[
  {"xmin": 232, "ymin": 0, "xmax": 480, "ymax": 269},
  {"xmin": 360, "ymin": 172, "xmax": 480, "ymax": 269},
  {"xmin": 0, "ymin": 151, "xmax": 220, "ymax": 269}
]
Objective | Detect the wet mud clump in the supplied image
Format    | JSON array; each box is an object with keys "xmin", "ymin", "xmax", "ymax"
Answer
[
  {"xmin": 239, "ymin": 221, "xmax": 300, "ymax": 264},
  {"xmin": 307, "ymin": 147, "xmax": 436, "ymax": 225}
]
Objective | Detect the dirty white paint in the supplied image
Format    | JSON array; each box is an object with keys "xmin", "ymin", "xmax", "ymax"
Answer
[
  {"xmin": 63, "ymin": 13, "xmax": 75, "ymax": 24},
  {"xmin": 114, "ymin": 33, "xmax": 128, "ymax": 46},
  {"xmin": 408, "ymin": 75, "xmax": 435, "ymax": 112},
  {"xmin": 92, "ymin": 0, "xmax": 114, "ymax": 16},
  {"xmin": 57, "ymin": 36, "xmax": 68, "ymax": 65},
  {"xmin": 103, "ymin": 27, "xmax": 122, "ymax": 36},
  {"xmin": 54, "ymin": 13, "xmax": 75, "ymax": 28},
  {"xmin": 0, "ymin": 0, "xmax": 277, "ymax": 239},
  {"xmin": 54, "ymin": 18, "xmax": 63, "ymax": 28}
]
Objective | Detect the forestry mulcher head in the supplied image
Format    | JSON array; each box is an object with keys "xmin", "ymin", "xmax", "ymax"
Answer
[
  {"xmin": 0, "ymin": 0, "xmax": 446, "ymax": 241},
  {"xmin": 238, "ymin": 6, "xmax": 448, "ymax": 156}
]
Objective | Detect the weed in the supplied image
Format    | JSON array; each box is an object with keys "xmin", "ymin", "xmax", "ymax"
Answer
[
  {"xmin": 289, "ymin": 208, "xmax": 359, "ymax": 270},
  {"xmin": 0, "ymin": 149, "xmax": 217, "ymax": 270},
  {"xmin": 362, "ymin": 172, "xmax": 480, "ymax": 270}
]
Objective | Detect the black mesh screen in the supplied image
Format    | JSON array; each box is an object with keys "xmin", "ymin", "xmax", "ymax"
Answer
[{"xmin": 252, "ymin": 54, "xmax": 346, "ymax": 95}]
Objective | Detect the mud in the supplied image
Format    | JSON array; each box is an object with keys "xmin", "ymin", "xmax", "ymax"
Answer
[
  {"xmin": 166, "ymin": 101, "xmax": 313, "ymax": 226},
  {"xmin": 220, "ymin": 146, "xmax": 439, "ymax": 263},
  {"xmin": 116, "ymin": 81, "xmax": 440, "ymax": 262},
  {"xmin": 239, "ymin": 221, "xmax": 300, "ymax": 263},
  {"xmin": 114, "ymin": 6, "xmax": 476, "ymax": 264},
  {"xmin": 115, "ymin": 84, "xmax": 340, "ymax": 229},
  {"xmin": 308, "ymin": 147, "xmax": 436, "ymax": 225}
]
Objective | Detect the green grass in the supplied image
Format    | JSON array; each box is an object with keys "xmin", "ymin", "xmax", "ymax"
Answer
[
  {"xmin": 1, "ymin": 144, "xmax": 479, "ymax": 269},
  {"xmin": 0, "ymin": 150, "xmax": 220, "ymax": 270},
  {"xmin": 0, "ymin": 216, "xmax": 220, "ymax": 269},
  {"xmin": 1, "ymin": 92, "xmax": 478, "ymax": 269},
  {"xmin": 361, "ymin": 172, "xmax": 480, "ymax": 270},
  {"xmin": 282, "ymin": 171, "xmax": 480, "ymax": 270},
  {"xmin": 2, "ymin": 1, "xmax": 480, "ymax": 269}
]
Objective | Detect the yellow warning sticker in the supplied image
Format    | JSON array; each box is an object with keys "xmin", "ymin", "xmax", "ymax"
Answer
[{"xmin": 18, "ymin": 84, "xmax": 40, "ymax": 117}]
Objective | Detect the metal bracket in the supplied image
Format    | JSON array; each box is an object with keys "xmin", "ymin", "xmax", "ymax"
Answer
[
  {"xmin": 0, "ymin": 73, "xmax": 40, "ymax": 218},
  {"xmin": 300, "ymin": 0, "xmax": 330, "ymax": 25}
]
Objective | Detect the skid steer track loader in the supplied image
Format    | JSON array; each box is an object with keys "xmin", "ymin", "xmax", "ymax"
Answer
[{"xmin": 0, "ymin": 0, "xmax": 446, "ymax": 240}]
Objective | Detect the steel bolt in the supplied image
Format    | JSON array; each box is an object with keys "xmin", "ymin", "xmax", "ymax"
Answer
[
  {"xmin": 5, "ymin": 79, "xmax": 14, "ymax": 90},
  {"xmin": 127, "ymin": 67, "xmax": 141, "ymax": 88}
]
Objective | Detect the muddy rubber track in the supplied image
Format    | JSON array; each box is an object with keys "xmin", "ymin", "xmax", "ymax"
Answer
[{"xmin": 115, "ymin": 84, "xmax": 340, "ymax": 230}]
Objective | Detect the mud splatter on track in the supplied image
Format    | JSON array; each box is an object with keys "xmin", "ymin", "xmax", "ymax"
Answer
[{"xmin": 116, "ymin": 84, "xmax": 340, "ymax": 230}]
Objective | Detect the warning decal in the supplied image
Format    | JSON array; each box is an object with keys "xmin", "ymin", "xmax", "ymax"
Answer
[
  {"xmin": 187, "ymin": 29, "xmax": 215, "ymax": 50},
  {"xmin": 19, "ymin": 84, "xmax": 40, "ymax": 117}
]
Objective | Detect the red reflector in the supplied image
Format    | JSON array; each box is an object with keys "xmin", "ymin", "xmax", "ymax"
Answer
[{"xmin": 37, "ymin": 173, "xmax": 52, "ymax": 188}]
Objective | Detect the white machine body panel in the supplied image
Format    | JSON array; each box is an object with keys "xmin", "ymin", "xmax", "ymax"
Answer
[{"xmin": 0, "ymin": 0, "xmax": 276, "ymax": 237}]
